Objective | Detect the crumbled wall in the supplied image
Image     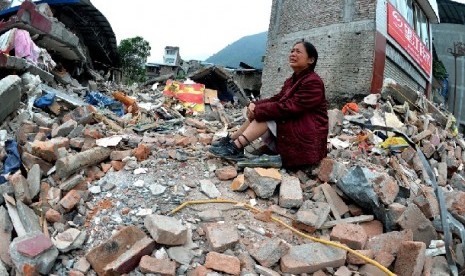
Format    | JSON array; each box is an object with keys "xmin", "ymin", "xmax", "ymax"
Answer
[{"xmin": 261, "ymin": 0, "xmax": 377, "ymax": 106}]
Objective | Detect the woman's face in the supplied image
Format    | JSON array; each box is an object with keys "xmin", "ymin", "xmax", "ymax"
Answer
[{"xmin": 289, "ymin": 42, "xmax": 315, "ymax": 73}]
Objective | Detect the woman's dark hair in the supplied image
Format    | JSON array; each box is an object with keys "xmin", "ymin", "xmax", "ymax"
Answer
[{"xmin": 294, "ymin": 40, "xmax": 318, "ymax": 71}]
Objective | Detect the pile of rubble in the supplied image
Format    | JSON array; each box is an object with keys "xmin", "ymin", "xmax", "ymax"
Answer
[
  {"xmin": 0, "ymin": 4, "xmax": 464, "ymax": 275},
  {"xmin": 0, "ymin": 63, "xmax": 464, "ymax": 276}
]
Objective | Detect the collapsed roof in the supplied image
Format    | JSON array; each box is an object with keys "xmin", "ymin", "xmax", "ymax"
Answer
[{"xmin": 0, "ymin": 0, "xmax": 118, "ymax": 82}]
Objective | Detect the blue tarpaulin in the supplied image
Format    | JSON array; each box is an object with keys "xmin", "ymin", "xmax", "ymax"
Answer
[
  {"xmin": 0, "ymin": 140, "xmax": 21, "ymax": 184},
  {"xmin": 33, "ymin": 91, "xmax": 56, "ymax": 108},
  {"xmin": 84, "ymin": 91, "xmax": 124, "ymax": 117}
]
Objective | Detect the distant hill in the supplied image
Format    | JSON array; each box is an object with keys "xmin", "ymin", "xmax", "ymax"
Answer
[{"xmin": 206, "ymin": 31, "xmax": 267, "ymax": 69}]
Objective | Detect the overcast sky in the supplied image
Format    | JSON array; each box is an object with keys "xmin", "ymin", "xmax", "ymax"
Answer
[{"xmin": 89, "ymin": 0, "xmax": 273, "ymax": 63}]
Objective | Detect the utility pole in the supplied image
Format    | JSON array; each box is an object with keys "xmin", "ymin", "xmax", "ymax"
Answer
[{"xmin": 448, "ymin": 42, "xmax": 465, "ymax": 115}]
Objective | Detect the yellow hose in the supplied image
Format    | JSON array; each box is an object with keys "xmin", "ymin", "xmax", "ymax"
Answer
[{"xmin": 169, "ymin": 198, "xmax": 396, "ymax": 276}]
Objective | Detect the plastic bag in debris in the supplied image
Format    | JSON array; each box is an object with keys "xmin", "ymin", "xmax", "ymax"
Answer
[
  {"xmin": 85, "ymin": 91, "xmax": 124, "ymax": 117},
  {"xmin": 33, "ymin": 91, "xmax": 55, "ymax": 108},
  {"xmin": 379, "ymin": 136, "xmax": 408, "ymax": 149},
  {"xmin": 0, "ymin": 140, "xmax": 21, "ymax": 184}
]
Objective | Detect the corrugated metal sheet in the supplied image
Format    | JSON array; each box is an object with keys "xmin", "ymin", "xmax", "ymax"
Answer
[{"xmin": 438, "ymin": 0, "xmax": 465, "ymax": 24}]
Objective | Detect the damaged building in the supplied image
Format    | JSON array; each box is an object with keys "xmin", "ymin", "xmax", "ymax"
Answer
[
  {"xmin": 432, "ymin": 0, "xmax": 465, "ymax": 130},
  {"xmin": 0, "ymin": 0, "xmax": 119, "ymax": 85},
  {"xmin": 261, "ymin": 0, "xmax": 439, "ymax": 106}
]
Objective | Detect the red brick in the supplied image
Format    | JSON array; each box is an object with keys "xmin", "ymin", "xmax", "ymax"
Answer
[
  {"xmin": 204, "ymin": 252, "xmax": 241, "ymax": 275},
  {"xmin": 101, "ymin": 163, "xmax": 112, "ymax": 173},
  {"xmin": 22, "ymin": 152, "xmax": 53, "ymax": 173},
  {"xmin": 187, "ymin": 265, "xmax": 211, "ymax": 276},
  {"xmin": 394, "ymin": 241, "xmax": 426, "ymax": 276},
  {"xmin": 69, "ymin": 138, "xmax": 84, "ymax": 149},
  {"xmin": 139, "ymin": 255, "xmax": 176, "ymax": 275},
  {"xmin": 360, "ymin": 220, "xmax": 383, "ymax": 239},
  {"xmin": 346, "ymin": 249, "xmax": 374, "ymax": 265},
  {"xmin": 198, "ymin": 133, "xmax": 212, "ymax": 145},
  {"xmin": 215, "ymin": 166, "xmax": 238, "ymax": 181},
  {"xmin": 86, "ymin": 226, "xmax": 156, "ymax": 275},
  {"xmin": 29, "ymin": 137, "xmax": 69, "ymax": 162},
  {"xmin": 133, "ymin": 143, "xmax": 150, "ymax": 161},
  {"xmin": 16, "ymin": 233, "xmax": 53, "ymax": 258},
  {"xmin": 110, "ymin": 150, "xmax": 132, "ymax": 161},
  {"xmin": 330, "ymin": 223, "xmax": 368, "ymax": 250},
  {"xmin": 45, "ymin": 208, "xmax": 61, "ymax": 223},
  {"xmin": 374, "ymin": 251, "xmax": 395, "ymax": 267},
  {"xmin": 59, "ymin": 190, "xmax": 81, "ymax": 212},
  {"xmin": 111, "ymin": 160, "xmax": 124, "ymax": 171},
  {"xmin": 366, "ymin": 230, "xmax": 413, "ymax": 255}
]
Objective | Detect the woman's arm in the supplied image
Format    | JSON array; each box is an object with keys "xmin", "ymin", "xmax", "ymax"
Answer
[{"xmin": 253, "ymin": 76, "xmax": 325, "ymax": 122}]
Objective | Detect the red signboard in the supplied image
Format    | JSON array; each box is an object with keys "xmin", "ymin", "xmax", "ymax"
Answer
[{"xmin": 387, "ymin": 2, "xmax": 431, "ymax": 77}]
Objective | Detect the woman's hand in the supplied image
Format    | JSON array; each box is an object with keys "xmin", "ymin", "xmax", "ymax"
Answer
[{"xmin": 247, "ymin": 103, "xmax": 256, "ymax": 121}]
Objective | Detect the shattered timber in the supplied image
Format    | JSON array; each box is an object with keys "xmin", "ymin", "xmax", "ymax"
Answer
[{"xmin": 0, "ymin": 0, "xmax": 464, "ymax": 276}]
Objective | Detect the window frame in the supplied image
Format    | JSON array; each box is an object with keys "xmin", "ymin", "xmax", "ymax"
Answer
[{"xmin": 389, "ymin": 0, "xmax": 430, "ymax": 49}]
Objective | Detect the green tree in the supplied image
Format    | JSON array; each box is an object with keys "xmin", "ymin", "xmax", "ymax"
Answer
[{"xmin": 118, "ymin": 36, "xmax": 151, "ymax": 84}]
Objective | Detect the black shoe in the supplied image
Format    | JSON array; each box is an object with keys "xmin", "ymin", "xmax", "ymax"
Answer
[
  {"xmin": 211, "ymin": 134, "xmax": 231, "ymax": 147},
  {"xmin": 209, "ymin": 140, "xmax": 245, "ymax": 161}
]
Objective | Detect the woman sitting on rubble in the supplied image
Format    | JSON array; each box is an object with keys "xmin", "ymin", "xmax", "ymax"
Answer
[{"xmin": 209, "ymin": 40, "xmax": 328, "ymax": 169}]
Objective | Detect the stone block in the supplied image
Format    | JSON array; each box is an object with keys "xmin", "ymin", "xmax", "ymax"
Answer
[
  {"xmin": 0, "ymin": 75, "xmax": 21, "ymax": 123},
  {"xmin": 204, "ymin": 223, "xmax": 239, "ymax": 252},
  {"xmin": 280, "ymin": 243, "xmax": 346, "ymax": 274},
  {"xmin": 144, "ymin": 214, "xmax": 187, "ymax": 246},
  {"xmin": 279, "ymin": 175, "xmax": 303, "ymax": 209},
  {"xmin": 139, "ymin": 255, "xmax": 176, "ymax": 275}
]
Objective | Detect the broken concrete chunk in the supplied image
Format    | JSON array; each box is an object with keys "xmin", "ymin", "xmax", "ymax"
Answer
[
  {"xmin": 296, "ymin": 200, "xmax": 330, "ymax": 229},
  {"xmin": 55, "ymin": 147, "xmax": 111, "ymax": 179},
  {"xmin": 139, "ymin": 255, "xmax": 176, "ymax": 275},
  {"xmin": 197, "ymin": 209, "xmax": 224, "ymax": 222},
  {"xmin": 279, "ymin": 175, "xmax": 303, "ymax": 209},
  {"xmin": 52, "ymin": 228, "xmax": 86, "ymax": 253},
  {"xmin": 144, "ymin": 214, "xmax": 187, "ymax": 246},
  {"xmin": 199, "ymin": 179, "xmax": 221, "ymax": 198},
  {"xmin": 0, "ymin": 206, "xmax": 13, "ymax": 266},
  {"xmin": 51, "ymin": 119, "xmax": 77, "ymax": 138},
  {"xmin": 280, "ymin": 243, "xmax": 346, "ymax": 274},
  {"xmin": 204, "ymin": 223, "xmax": 239, "ymax": 252},
  {"xmin": 249, "ymin": 238, "xmax": 290, "ymax": 268},
  {"xmin": 9, "ymin": 171, "xmax": 32, "ymax": 204},
  {"xmin": 245, "ymin": 167, "xmax": 281, "ymax": 199},
  {"xmin": 26, "ymin": 164, "xmax": 41, "ymax": 199},
  {"xmin": 9, "ymin": 231, "xmax": 59, "ymax": 275},
  {"xmin": 396, "ymin": 204, "xmax": 437, "ymax": 246},
  {"xmin": 0, "ymin": 75, "xmax": 21, "ymax": 124},
  {"xmin": 16, "ymin": 200, "xmax": 41, "ymax": 233}
]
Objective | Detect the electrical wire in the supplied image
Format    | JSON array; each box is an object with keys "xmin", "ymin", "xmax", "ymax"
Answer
[{"xmin": 169, "ymin": 198, "xmax": 396, "ymax": 276}]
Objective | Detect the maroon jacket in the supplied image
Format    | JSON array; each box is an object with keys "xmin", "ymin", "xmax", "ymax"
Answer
[{"xmin": 253, "ymin": 68, "xmax": 328, "ymax": 167}]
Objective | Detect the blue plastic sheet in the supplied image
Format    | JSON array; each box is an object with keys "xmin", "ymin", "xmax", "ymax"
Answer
[
  {"xmin": 0, "ymin": 140, "xmax": 21, "ymax": 184},
  {"xmin": 33, "ymin": 92, "xmax": 56, "ymax": 108},
  {"xmin": 84, "ymin": 91, "xmax": 124, "ymax": 117}
]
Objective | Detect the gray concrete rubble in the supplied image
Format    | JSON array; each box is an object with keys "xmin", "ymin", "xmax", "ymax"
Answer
[{"xmin": 0, "ymin": 19, "xmax": 464, "ymax": 275}]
